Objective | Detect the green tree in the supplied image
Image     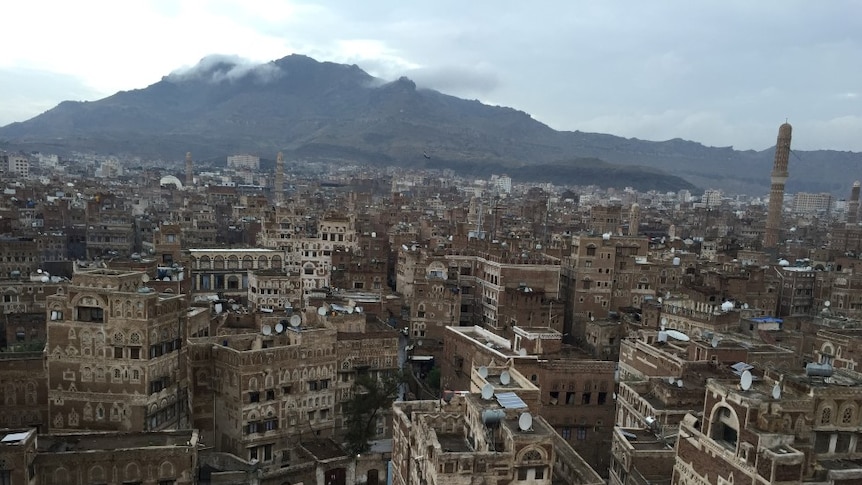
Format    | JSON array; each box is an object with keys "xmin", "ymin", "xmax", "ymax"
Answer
[
  {"xmin": 427, "ymin": 366, "xmax": 441, "ymax": 391},
  {"xmin": 343, "ymin": 370, "xmax": 405, "ymax": 455}
]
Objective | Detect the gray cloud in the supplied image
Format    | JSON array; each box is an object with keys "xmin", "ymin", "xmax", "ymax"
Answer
[{"xmin": 165, "ymin": 54, "xmax": 283, "ymax": 84}]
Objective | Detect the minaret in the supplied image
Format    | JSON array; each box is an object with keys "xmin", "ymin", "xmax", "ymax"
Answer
[
  {"xmin": 185, "ymin": 152, "xmax": 193, "ymax": 188},
  {"xmin": 275, "ymin": 151, "xmax": 285, "ymax": 205},
  {"xmin": 763, "ymin": 122, "xmax": 792, "ymax": 249},
  {"xmin": 628, "ymin": 203, "xmax": 640, "ymax": 236},
  {"xmin": 848, "ymin": 181, "xmax": 861, "ymax": 224}
]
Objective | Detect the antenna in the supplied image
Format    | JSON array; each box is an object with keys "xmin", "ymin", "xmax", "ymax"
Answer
[
  {"xmin": 500, "ymin": 371, "xmax": 511, "ymax": 386},
  {"xmin": 676, "ymin": 380, "xmax": 683, "ymax": 388},
  {"xmin": 660, "ymin": 317, "xmax": 668, "ymax": 329},
  {"xmin": 668, "ymin": 377, "xmax": 675, "ymax": 384},
  {"xmin": 290, "ymin": 315, "xmax": 301, "ymax": 327},
  {"xmin": 478, "ymin": 366, "xmax": 489, "ymax": 378},
  {"xmin": 518, "ymin": 412, "xmax": 533, "ymax": 432},
  {"xmin": 711, "ymin": 336, "xmax": 720, "ymax": 348},
  {"xmin": 824, "ymin": 300, "xmax": 831, "ymax": 308},
  {"xmin": 772, "ymin": 383, "xmax": 781, "ymax": 400},
  {"xmin": 317, "ymin": 306, "xmax": 328, "ymax": 316},
  {"xmin": 262, "ymin": 325, "xmax": 272, "ymax": 336},
  {"xmin": 518, "ymin": 348, "xmax": 527, "ymax": 357},
  {"xmin": 740, "ymin": 370, "xmax": 753, "ymax": 391},
  {"xmin": 481, "ymin": 383, "xmax": 494, "ymax": 400},
  {"xmin": 275, "ymin": 322, "xmax": 285, "ymax": 334}
]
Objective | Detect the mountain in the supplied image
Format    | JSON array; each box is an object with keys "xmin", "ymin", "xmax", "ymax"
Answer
[{"xmin": 1, "ymin": 54, "xmax": 859, "ymax": 194}]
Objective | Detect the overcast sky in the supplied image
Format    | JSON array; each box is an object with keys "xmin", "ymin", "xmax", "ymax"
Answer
[{"xmin": 2, "ymin": 1, "xmax": 860, "ymax": 151}]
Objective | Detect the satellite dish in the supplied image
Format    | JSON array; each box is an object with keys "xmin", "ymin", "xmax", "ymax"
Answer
[
  {"xmin": 500, "ymin": 371, "xmax": 511, "ymax": 385},
  {"xmin": 741, "ymin": 370, "xmax": 753, "ymax": 391},
  {"xmin": 711, "ymin": 336, "xmax": 720, "ymax": 348},
  {"xmin": 290, "ymin": 315, "xmax": 301, "ymax": 327},
  {"xmin": 356, "ymin": 307, "xmax": 363, "ymax": 313},
  {"xmin": 824, "ymin": 300, "xmax": 831, "ymax": 308},
  {"xmin": 40, "ymin": 275, "xmax": 49, "ymax": 283},
  {"xmin": 262, "ymin": 325, "xmax": 272, "ymax": 336},
  {"xmin": 478, "ymin": 366, "xmax": 489, "ymax": 378},
  {"xmin": 743, "ymin": 303, "xmax": 749, "ymax": 309},
  {"xmin": 772, "ymin": 383, "xmax": 781, "ymax": 400},
  {"xmin": 317, "ymin": 306, "xmax": 328, "ymax": 316},
  {"xmin": 665, "ymin": 329, "xmax": 690, "ymax": 342},
  {"xmin": 660, "ymin": 317, "xmax": 668, "ymax": 329},
  {"xmin": 275, "ymin": 323, "xmax": 285, "ymax": 333},
  {"xmin": 481, "ymin": 383, "xmax": 494, "ymax": 400},
  {"xmin": 518, "ymin": 348, "xmax": 527, "ymax": 356},
  {"xmin": 676, "ymin": 380, "xmax": 683, "ymax": 388},
  {"xmin": 518, "ymin": 412, "xmax": 533, "ymax": 432},
  {"xmin": 668, "ymin": 377, "xmax": 675, "ymax": 384},
  {"xmin": 142, "ymin": 274, "xmax": 150, "ymax": 282}
]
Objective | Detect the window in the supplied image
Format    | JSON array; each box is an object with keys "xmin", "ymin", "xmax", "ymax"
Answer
[
  {"xmin": 561, "ymin": 427, "xmax": 571, "ymax": 439},
  {"xmin": 114, "ymin": 347, "xmax": 123, "ymax": 358},
  {"xmin": 283, "ymin": 385, "xmax": 292, "ymax": 394},
  {"xmin": 249, "ymin": 391, "xmax": 260, "ymax": 403},
  {"xmin": 308, "ymin": 381, "xmax": 318, "ymax": 391},
  {"xmin": 130, "ymin": 348, "xmax": 140, "ymax": 359},
  {"xmin": 598, "ymin": 392, "xmax": 607, "ymax": 405},
  {"xmin": 586, "ymin": 246, "xmax": 596, "ymax": 256},
  {"xmin": 265, "ymin": 419, "xmax": 278, "ymax": 431},
  {"xmin": 576, "ymin": 427, "xmax": 587, "ymax": 440},
  {"xmin": 266, "ymin": 389, "xmax": 275, "ymax": 400},
  {"xmin": 582, "ymin": 392, "xmax": 591, "ymax": 405}
]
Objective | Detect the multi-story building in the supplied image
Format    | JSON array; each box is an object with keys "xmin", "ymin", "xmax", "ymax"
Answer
[
  {"xmin": 0, "ymin": 427, "xmax": 199, "ymax": 485},
  {"xmin": 391, "ymin": 382, "xmax": 603, "ymax": 485},
  {"xmin": 45, "ymin": 268, "xmax": 205, "ymax": 432},
  {"xmin": 227, "ymin": 154, "xmax": 261, "ymax": 171},
  {"xmin": 188, "ymin": 248, "xmax": 284, "ymax": 300},
  {"xmin": 794, "ymin": 192, "xmax": 833, "ymax": 215},
  {"xmin": 673, "ymin": 366, "xmax": 862, "ymax": 485},
  {"xmin": 186, "ymin": 309, "xmax": 399, "ymax": 479}
]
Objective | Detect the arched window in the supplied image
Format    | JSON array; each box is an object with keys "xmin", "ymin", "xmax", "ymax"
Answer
[
  {"xmin": 842, "ymin": 406, "xmax": 854, "ymax": 424},
  {"xmin": 242, "ymin": 256, "xmax": 254, "ymax": 269},
  {"xmin": 258, "ymin": 256, "xmax": 269, "ymax": 269},
  {"xmin": 213, "ymin": 256, "xmax": 225, "ymax": 269},
  {"xmin": 227, "ymin": 255, "xmax": 239, "ymax": 269},
  {"xmin": 821, "ymin": 407, "xmax": 833, "ymax": 425},
  {"xmin": 200, "ymin": 256, "xmax": 211, "ymax": 269},
  {"xmin": 709, "ymin": 405, "xmax": 739, "ymax": 450}
]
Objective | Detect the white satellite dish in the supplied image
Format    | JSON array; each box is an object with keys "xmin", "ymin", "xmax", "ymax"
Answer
[
  {"xmin": 711, "ymin": 336, "xmax": 720, "ymax": 348},
  {"xmin": 740, "ymin": 370, "xmax": 753, "ymax": 391},
  {"xmin": 500, "ymin": 371, "xmax": 511, "ymax": 386},
  {"xmin": 772, "ymin": 383, "xmax": 781, "ymax": 400},
  {"xmin": 743, "ymin": 303, "xmax": 749, "ymax": 309},
  {"xmin": 142, "ymin": 274, "xmax": 150, "ymax": 282},
  {"xmin": 518, "ymin": 412, "xmax": 533, "ymax": 431},
  {"xmin": 290, "ymin": 315, "xmax": 301, "ymax": 327},
  {"xmin": 481, "ymin": 383, "xmax": 494, "ymax": 400},
  {"xmin": 355, "ymin": 307, "xmax": 362, "ymax": 313},
  {"xmin": 478, "ymin": 366, "xmax": 489, "ymax": 378},
  {"xmin": 518, "ymin": 348, "xmax": 527, "ymax": 357},
  {"xmin": 317, "ymin": 306, "xmax": 328, "ymax": 316},
  {"xmin": 660, "ymin": 317, "xmax": 668, "ymax": 329},
  {"xmin": 275, "ymin": 323, "xmax": 285, "ymax": 333},
  {"xmin": 668, "ymin": 377, "xmax": 675, "ymax": 384},
  {"xmin": 676, "ymin": 380, "xmax": 684, "ymax": 388},
  {"xmin": 824, "ymin": 300, "xmax": 831, "ymax": 308},
  {"xmin": 262, "ymin": 325, "xmax": 272, "ymax": 336},
  {"xmin": 665, "ymin": 329, "xmax": 690, "ymax": 342}
]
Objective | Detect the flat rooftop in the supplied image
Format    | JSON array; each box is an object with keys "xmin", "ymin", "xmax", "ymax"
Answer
[{"xmin": 39, "ymin": 430, "xmax": 196, "ymax": 453}]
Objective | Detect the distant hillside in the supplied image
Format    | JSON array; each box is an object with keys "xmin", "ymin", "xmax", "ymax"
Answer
[{"xmin": 2, "ymin": 54, "xmax": 859, "ymax": 194}]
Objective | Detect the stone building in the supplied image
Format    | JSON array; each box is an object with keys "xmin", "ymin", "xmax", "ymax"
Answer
[
  {"xmin": 0, "ymin": 351, "xmax": 48, "ymax": 432},
  {"xmin": 45, "ymin": 268, "xmax": 200, "ymax": 432},
  {"xmin": 188, "ymin": 248, "xmax": 284, "ymax": 300},
  {"xmin": 673, "ymin": 366, "xmax": 862, "ymax": 484},
  {"xmin": 391, "ymin": 387, "xmax": 603, "ymax": 485},
  {"xmin": 186, "ymin": 308, "xmax": 399, "ymax": 481},
  {"xmin": 0, "ymin": 427, "xmax": 199, "ymax": 485}
]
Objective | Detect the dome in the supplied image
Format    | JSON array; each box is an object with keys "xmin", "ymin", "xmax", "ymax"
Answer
[{"xmin": 159, "ymin": 175, "xmax": 183, "ymax": 189}]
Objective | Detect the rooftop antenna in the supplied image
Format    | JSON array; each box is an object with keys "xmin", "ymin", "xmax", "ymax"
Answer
[
  {"xmin": 518, "ymin": 348, "xmax": 527, "ymax": 357},
  {"xmin": 772, "ymin": 383, "xmax": 782, "ymax": 400},
  {"xmin": 481, "ymin": 383, "xmax": 494, "ymax": 400},
  {"xmin": 275, "ymin": 321, "xmax": 285, "ymax": 334},
  {"xmin": 289, "ymin": 315, "xmax": 301, "ymax": 327},
  {"xmin": 478, "ymin": 366, "xmax": 489, "ymax": 378},
  {"xmin": 500, "ymin": 371, "xmax": 511, "ymax": 386},
  {"xmin": 262, "ymin": 324, "xmax": 272, "ymax": 336},
  {"xmin": 711, "ymin": 336, "xmax": 720, "ymax": 349}
]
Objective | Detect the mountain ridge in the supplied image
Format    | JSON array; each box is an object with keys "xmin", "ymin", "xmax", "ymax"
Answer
[{"xmin": 1, "ymin": 54, "xmax": 859, "ymax": 195}]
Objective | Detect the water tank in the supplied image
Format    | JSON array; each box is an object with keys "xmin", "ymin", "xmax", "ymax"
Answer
[
  {"xmin": 805, "ymin": 363, "xmax": 833, "ymax": 377},
  {"xmin": 481, "ymin": 409, "xmax": 506, "ymax": 426}
]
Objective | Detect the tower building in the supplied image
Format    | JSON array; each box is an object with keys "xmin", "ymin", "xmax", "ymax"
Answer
[
  {"xmin": 763, "ymin": 122, "xmax": 792, "ymax": 249},
  {"xmin": 848, "ymin": 181, "xmax": 860, "ymax": 224},
  {"xmin": 275, "ymin": 151, "xmax": 285, "ymax": 205},
  {"xmin": 184, "ymin": 151, "xmax": 193, "ymax": 188},
  {"xmin": 628, "ymin": 203, "xmax": 640, "ymax": 236}
]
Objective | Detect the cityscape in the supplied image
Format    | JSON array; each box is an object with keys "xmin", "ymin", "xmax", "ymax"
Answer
[{"xmin": 0, "ymin": 118, "xmax": 861, "ymax": 485}]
